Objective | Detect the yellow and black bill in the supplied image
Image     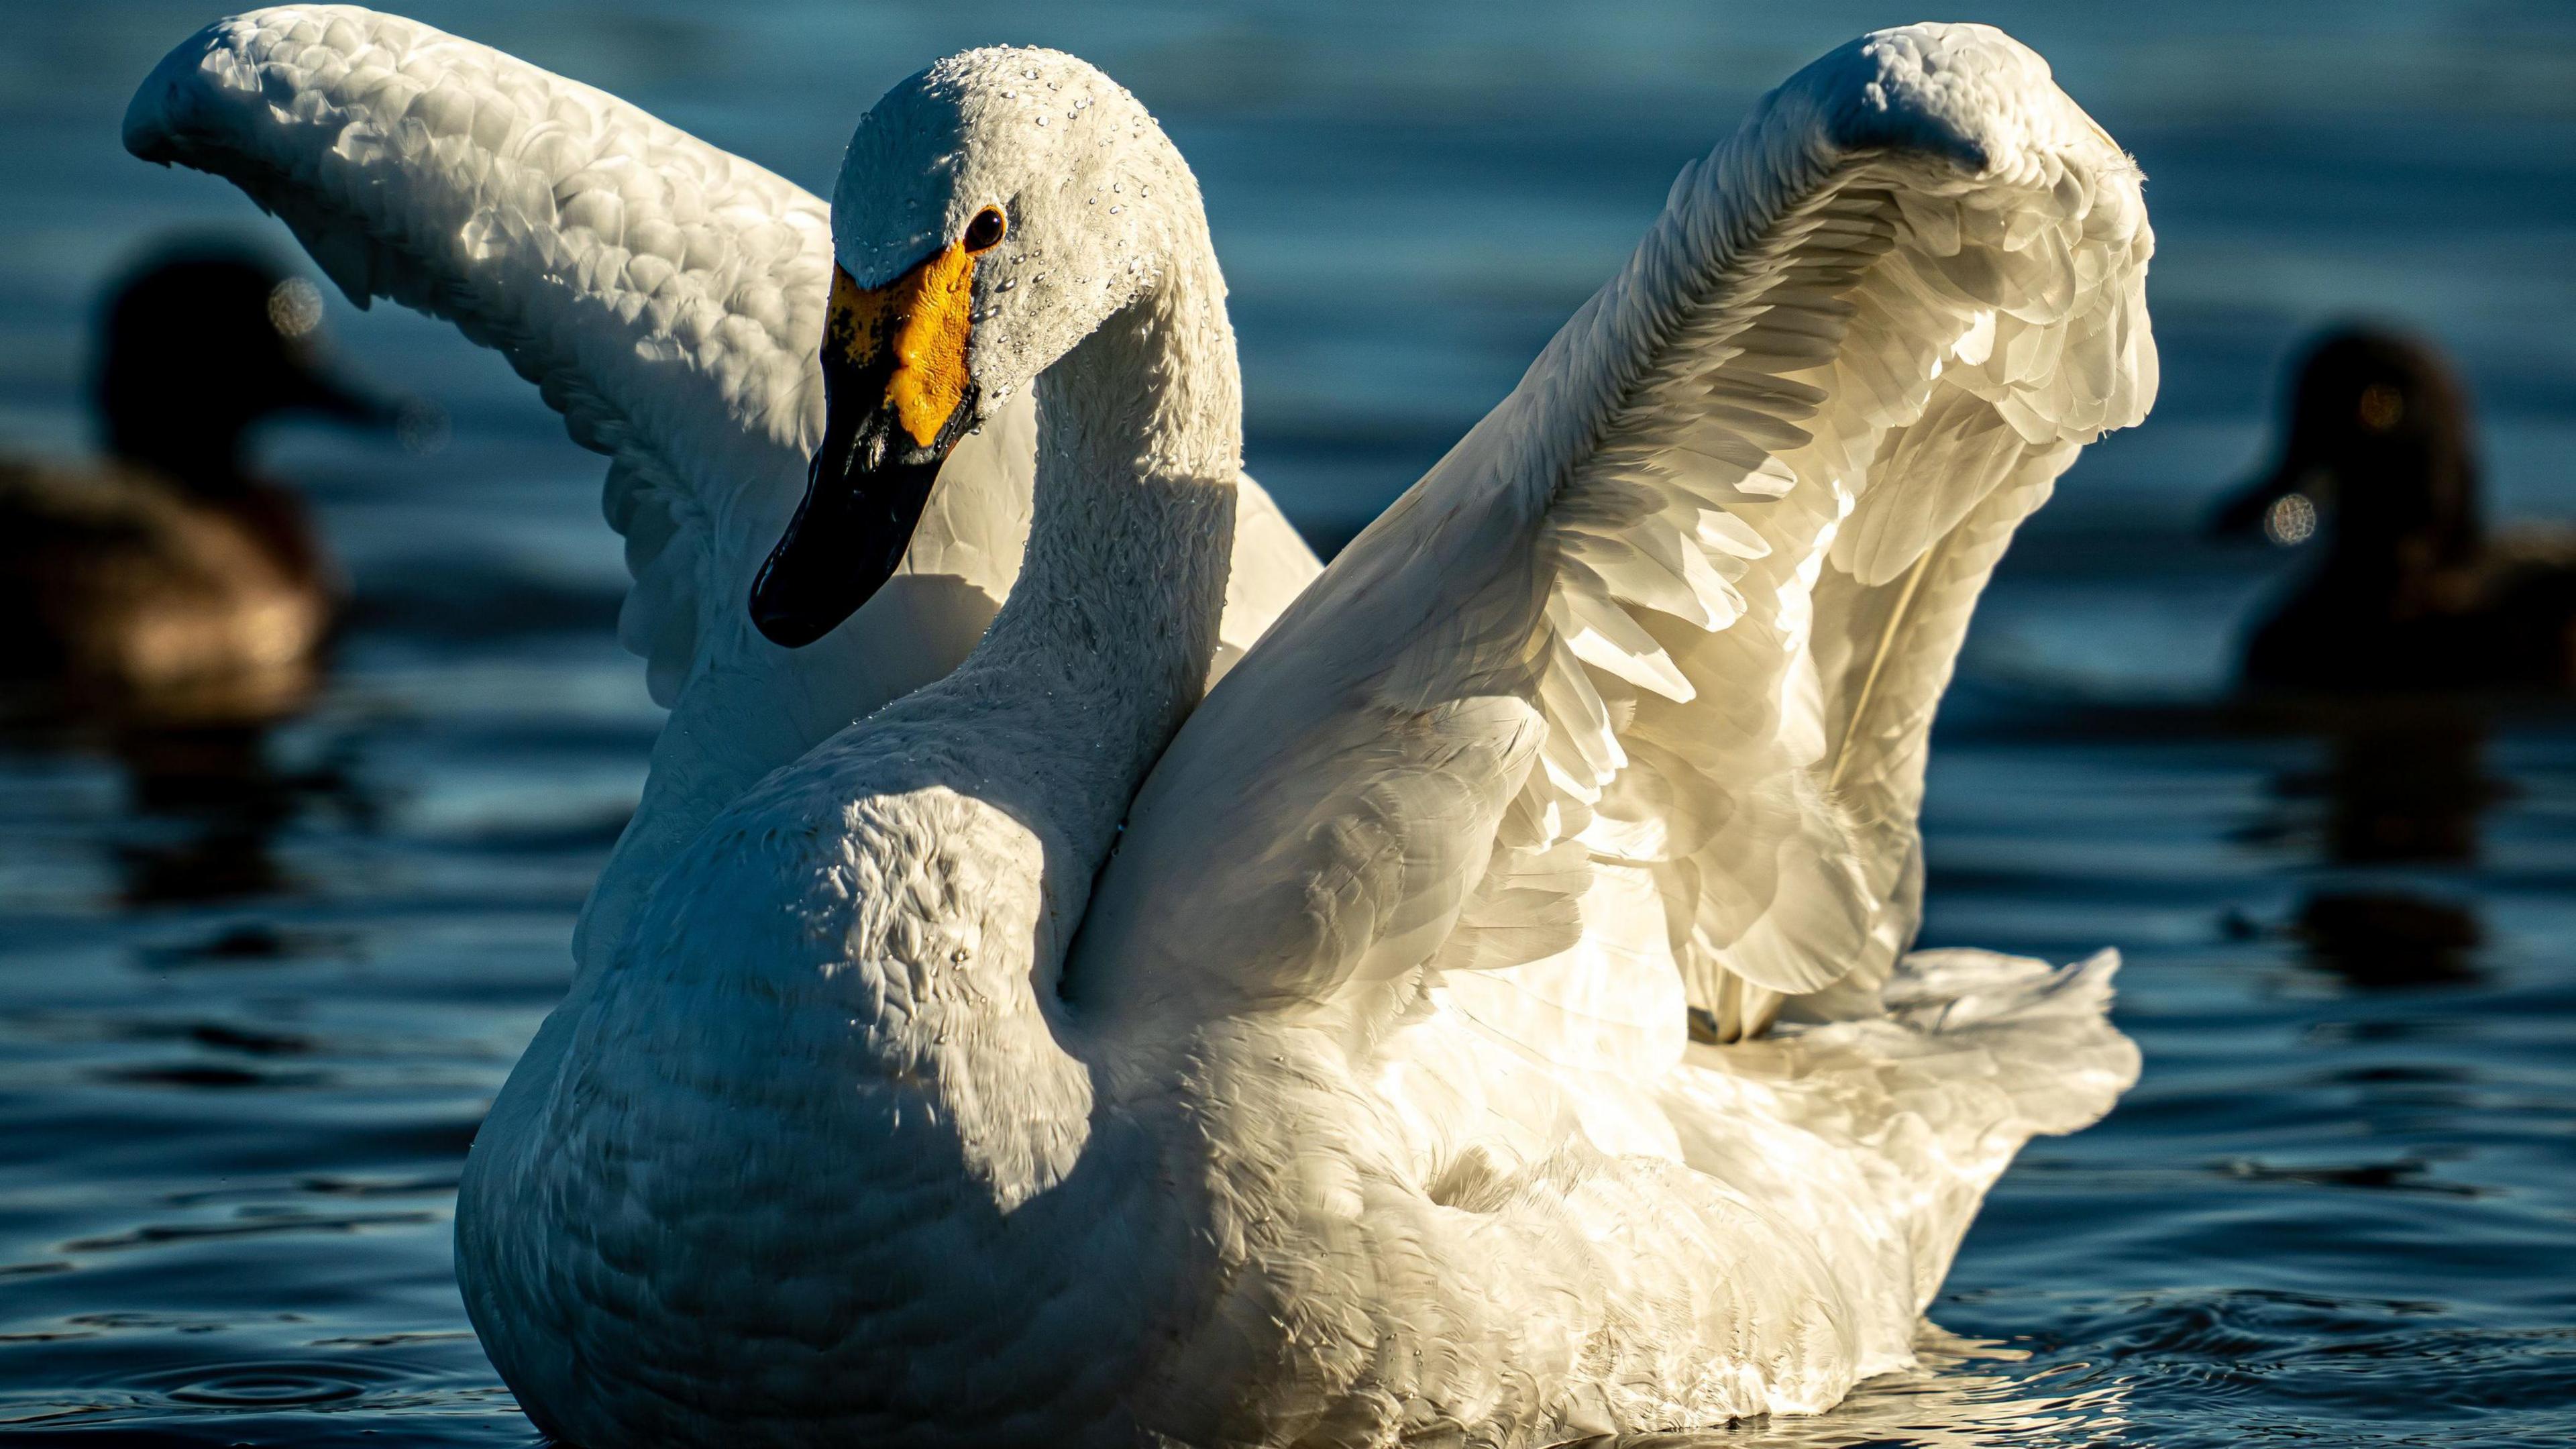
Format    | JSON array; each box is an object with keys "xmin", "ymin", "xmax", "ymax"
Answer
[{"xmin": 751, "ymin": 244, "xmax": 982, "ymax": 648}]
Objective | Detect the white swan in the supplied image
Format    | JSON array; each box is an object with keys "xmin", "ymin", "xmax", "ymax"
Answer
[
  {"xmin": 123, "ymin": 5, "xmax": 1321, "ymax": 979},
  {"xmin": 135, "ymin": 11, "xmax": 2154, "ymax": 1446}
]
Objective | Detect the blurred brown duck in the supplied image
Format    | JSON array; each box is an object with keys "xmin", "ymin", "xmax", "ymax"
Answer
[
  {"xmin": 2214, "ymin": 325, "xmax": 2576, "ymax": 694},
  {"xmin": 0, "ymin": 248, "xmax": 396, "ymax": 727}
]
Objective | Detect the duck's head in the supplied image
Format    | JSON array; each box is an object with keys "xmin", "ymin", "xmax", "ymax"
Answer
[
  {"xmin": 752, "ymin": 47, "xmax": 1208, "ymax": 647},
  {"xmin": 2211, "ymin": 326, "xmax": 2482, "ymax": 570},
  {"xmin": 94, "ymin": 246, "xmax": 398, "ymax": 492}
]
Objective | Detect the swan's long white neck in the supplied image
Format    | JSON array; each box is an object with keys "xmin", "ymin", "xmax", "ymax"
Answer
[
  {"xmin": 744, "ymin": 223, "xmax": 1246, "ymax": 1204},
  {"xmin": 926, "ymin": 236, "xmax": 1244, "ymax": 967}
]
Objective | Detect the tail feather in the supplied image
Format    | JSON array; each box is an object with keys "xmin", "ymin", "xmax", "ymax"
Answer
[{"xmin": 1664, "ymin": 949, "xmax": 2135, "ymax": 1315}]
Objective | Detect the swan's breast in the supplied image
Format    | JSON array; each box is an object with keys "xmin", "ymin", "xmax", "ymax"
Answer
[{"xmin": 462, "ymin": 755, "xmax": 1126, "ymax": 1443}]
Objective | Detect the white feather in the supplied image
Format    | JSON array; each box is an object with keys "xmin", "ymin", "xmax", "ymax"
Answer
[
  {"xmin": 135, "ymin": 13, "xmax": 2159, "ymax": 1444},
  {"xmin": 1086, "ymin": 21, "xmax": 2156, "ymax": 1041}
]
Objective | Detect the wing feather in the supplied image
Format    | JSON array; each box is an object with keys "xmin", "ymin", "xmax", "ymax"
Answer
[
  {"xmin": 125, "ymin": 5, "xmax": 875, "ymax": 714},
  {"xmin": 1073, "ymin": 24, "xmax": 2153, "ymax": 1070}
]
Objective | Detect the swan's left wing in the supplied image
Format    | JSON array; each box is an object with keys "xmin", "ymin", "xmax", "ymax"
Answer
[{"xmin": 1072, "ymin": 25, "xmax": 2153, "ymax": 1070}]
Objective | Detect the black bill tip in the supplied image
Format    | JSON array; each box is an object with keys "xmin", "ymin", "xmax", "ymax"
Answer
[{"xmin": 749, "ymin": 449, "xmax": 947, "ymax": 648}]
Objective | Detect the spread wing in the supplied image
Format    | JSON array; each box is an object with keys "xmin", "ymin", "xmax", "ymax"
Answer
[
  {"xmin": 1070, "ymin": 25, "xmax": 2155, "ymax": 1068},
  {"xmin": 124, "ymin": 5, "xmax": 1320, "ymax": 971}
]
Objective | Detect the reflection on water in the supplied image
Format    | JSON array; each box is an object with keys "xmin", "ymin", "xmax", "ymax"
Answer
[
  {"xmin": 1906, "ymin": 709, "xmax": 2576, "ymax": 1448},
  {"xmin": 3, "ymin": 0, "xmax": 2575, "ymax": 1443},
  {"xmin": 2308, "ymin": 706, "xmax": 2498, "ymax": 865},
  {"xmin": 2294, "ymin": 890, "xmax": 2484, "ymax": 989},
  {"xmin": 0, "ymin": 716, "xmax": 369, "ymax": 909},
  {"xmin": 2241, "ymin": 702, "xmax": 2502, "ymax": 865},
  {"xmin": 2247, "ymin": 700, "xmax": 2505, "ymax": 991},
  {"xmin": 109, "ymin": 727, "xmax": 306, "ymax": 906},
  {"xmin": 1599, "ymin": 1330, "xmax": 2129, "ymax": 1448},
  {"xmin": 2267, "ymin": 701, "xmax": 2504, "ymax": 989}
]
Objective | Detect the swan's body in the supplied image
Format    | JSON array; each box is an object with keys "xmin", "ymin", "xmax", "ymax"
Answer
[{"xmin": 135, "ymin": 11, "xmax": 2152, "ymax": 1446}]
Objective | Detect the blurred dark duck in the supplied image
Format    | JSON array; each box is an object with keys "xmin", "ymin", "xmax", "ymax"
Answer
[
  {"xmin": 2213, "ymin": 325, "xmax": 2576, "ymax": 694},
  {"xmin": 0, "ymin": 247, "xmax": 395, "ymax": 726}
]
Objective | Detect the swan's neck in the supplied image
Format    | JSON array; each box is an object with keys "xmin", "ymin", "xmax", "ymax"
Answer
[
  {"xmin": 759, "ymin": 239, "xmax": 1241, "ymax": 1279},
  {"xmin": 781, "ymin": 239, "xmax": 1245, "ymax": 1224},
  {"xmin": 936, "ymin": 241, "xmax": 1245, "ymax": 942},
  {"xmin": 468, "ymin": 235, "xmax": 1256, "ymax": 1424}
]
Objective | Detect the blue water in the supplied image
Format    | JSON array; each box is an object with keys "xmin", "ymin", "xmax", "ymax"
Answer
[{"xmin": 2, "ymin": 2, "xmax": 2573, "ymax": 1444}]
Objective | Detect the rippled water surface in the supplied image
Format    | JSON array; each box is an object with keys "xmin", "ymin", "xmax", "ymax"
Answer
[{"xmin": 3, "ymin": 1, "xmax": 2573, "ymax": 1444}]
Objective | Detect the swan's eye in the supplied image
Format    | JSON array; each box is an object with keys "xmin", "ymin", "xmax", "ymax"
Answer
[{"xmin": 962, "ymin": 207, "xmax": 1007, "ymax": 254}]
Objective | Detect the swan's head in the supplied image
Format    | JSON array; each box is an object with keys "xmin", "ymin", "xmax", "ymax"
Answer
[{"xmin": 753, "ymin": 46, "xmax": 1202, "ymax": 647}]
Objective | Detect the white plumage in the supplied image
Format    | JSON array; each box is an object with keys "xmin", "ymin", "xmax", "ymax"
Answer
[
  {"xmin": 123, "ymin": 5, "xmax": 1320, "ymax": 976},
  {"xmin": 133, "ymin": 10, "xmax": 2151, "ymax": 1446}
]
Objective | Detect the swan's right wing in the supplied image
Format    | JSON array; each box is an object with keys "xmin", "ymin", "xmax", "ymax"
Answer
[
  {"xmin": 125, "ymin": 7, "xmax": 1321, "ymax": 970},
  {"xmin": 119, "ymin": 5, "xmax": 1029, "ymax": 961},
  {"xmin": 123, "ymin": 5, "xmax": 903, "ymax": 707},
  {"xmin": 1074, "ymin": 25, "xmax": 2153, "ymax": 1077}
]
